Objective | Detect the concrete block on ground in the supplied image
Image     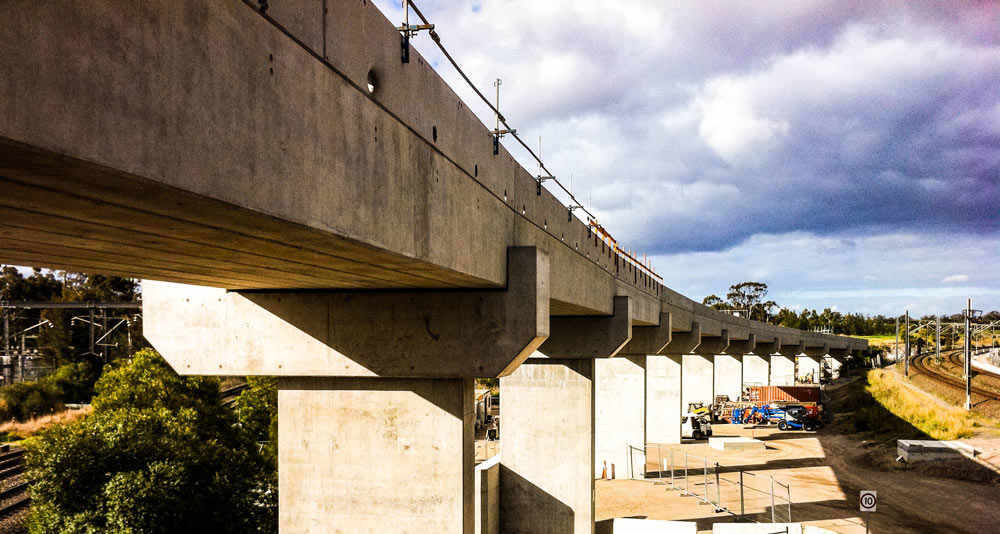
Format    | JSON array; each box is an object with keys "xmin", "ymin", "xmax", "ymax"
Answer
[
  {"xmin": 897, "ymin": 440, "xmax": 978, "ymax": 463},
  {"xmin": 475, "ymin": 456, "xmax": 500, "ymax": 534},
  {"xmin": 713, "ymin": 524, "xmax": 801, "ymax": 534},
  {"xmin": 714, "ymin": 354, "xmax": 742, "ymax": 402},
  {"xmin": 646, "ymin": 355, "xmax": 682, "ymax": 445},
  {"xmin": 499, "ymin": 358, "xmax": 593, "ymax": 534},
  {"xmin": 595, "ymin": 356, "xmax": 647, "ymax": 479},
  {"xmin": 709, "ymin": 437, "xmax": 765, "ymax": 451},
  {"xmin": 681, "ymin": 354, "xmax": 714, "ymax": 409},
  {"xmin": 278, "ymin": 377, "xmax": 473, "ymax": 534},
  {"xmin": 595, "ymin": 517, "xmax": 697, "ymax": 534}
]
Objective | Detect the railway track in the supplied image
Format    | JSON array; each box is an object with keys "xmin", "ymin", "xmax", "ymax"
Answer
[
  {"xmin": 0, "ymin": 448, "xmax": 29, "ymax": 519},
  {"xmin": 910, "ymin": 351, "xmax": 1000, "ymax": 403}
]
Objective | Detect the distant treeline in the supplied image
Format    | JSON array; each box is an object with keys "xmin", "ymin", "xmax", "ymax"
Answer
[{"xmin": 703, "ymin": 281, "xmax": 999, "ymax": 337}]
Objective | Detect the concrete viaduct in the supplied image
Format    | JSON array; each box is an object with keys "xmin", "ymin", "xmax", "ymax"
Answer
[{"xmin": 0, "ymin": 1, "xmax": 866, "ymax": 532}]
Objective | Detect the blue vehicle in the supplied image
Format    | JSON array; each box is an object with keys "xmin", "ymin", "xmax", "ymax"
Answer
[{"xmin": 776, "ymin": 405, "xmax": 820, "ymax": 431}]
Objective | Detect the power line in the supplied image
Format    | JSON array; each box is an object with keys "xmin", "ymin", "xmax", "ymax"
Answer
[{"xmin": 401, "ymin": 0, "xmax": 661, "ymax": 281}]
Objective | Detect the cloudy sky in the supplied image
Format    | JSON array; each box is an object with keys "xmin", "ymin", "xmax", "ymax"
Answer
[{"xmin": 374, "ymin": 0, "xmax": 1000, "ymax": 316}]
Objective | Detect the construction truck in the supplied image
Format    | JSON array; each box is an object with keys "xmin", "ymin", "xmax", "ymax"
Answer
[{"xmin": 681, "ymin": 410, "xmax": 713, "ymax": 440}]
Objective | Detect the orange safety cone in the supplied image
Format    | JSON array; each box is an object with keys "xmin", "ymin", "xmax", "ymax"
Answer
[{"xmin": 601, "ymin": 460, "xmax": 607, "ymax": 479}]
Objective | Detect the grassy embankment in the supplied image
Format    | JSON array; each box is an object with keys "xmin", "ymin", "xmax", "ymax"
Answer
[
  {"xmin": 0, "ymin": 406, "xmax": 92, "ymax": 442},
  {"xmin": 833, "ymin": 368, "xmax": 987, "ymax": 441}
]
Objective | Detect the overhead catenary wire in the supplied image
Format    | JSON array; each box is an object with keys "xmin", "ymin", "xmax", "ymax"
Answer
[{"xmin": 403, "ymin": 0, "xmax": 661, "ymax": 281}]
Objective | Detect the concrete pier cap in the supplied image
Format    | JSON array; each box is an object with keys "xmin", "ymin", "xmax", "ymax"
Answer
[
  {"xmin": 537, "ymin": 295, "xmax": 632, "ymax": 359},
  {"xmin": 145, "ymin": 246, "xmax": 550, "ymax": 379}
]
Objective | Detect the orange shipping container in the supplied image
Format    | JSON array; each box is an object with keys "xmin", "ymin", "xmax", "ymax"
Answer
[{"xmin": 744, "ymin": 385, "xmax": 820, "ymax": 405}]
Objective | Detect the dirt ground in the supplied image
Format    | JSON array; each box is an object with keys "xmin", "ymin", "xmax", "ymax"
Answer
[{"xmin": 596, "ymin": 421, "xmax": 1000, "ymax": 533}]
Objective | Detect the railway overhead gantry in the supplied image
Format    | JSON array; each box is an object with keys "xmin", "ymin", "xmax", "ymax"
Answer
[{"xmin": 0, "ymin": 1, "xmax": 866, "ymax": 532}]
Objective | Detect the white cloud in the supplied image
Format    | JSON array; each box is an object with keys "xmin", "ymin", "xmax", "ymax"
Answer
[
  {"xmin": 695, "ymin": 77, "xmax": 790, "ymax": 161},
  {"xmin": 943, "ymin": 274, "xmax": 969, "ymax": 283}
]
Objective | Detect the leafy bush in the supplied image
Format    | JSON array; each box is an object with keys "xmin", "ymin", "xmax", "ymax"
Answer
[
  {"xmin": 0, "ymin": 361, "xmax": 99, "ymax": 422},
  {"xmin": 25, "ymin": 349, "xmax": 277, "ymax": 534}
]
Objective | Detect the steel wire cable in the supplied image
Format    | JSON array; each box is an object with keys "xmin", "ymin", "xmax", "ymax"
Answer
[{"xmin": 405, "ymin": 1, "xmax": 662, "ymax": 281}]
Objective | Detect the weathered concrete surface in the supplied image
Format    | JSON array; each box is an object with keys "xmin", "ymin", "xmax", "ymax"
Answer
[
  {"xmin": 713, "ymin": 354, "xmax": 743, "ymax": 402},
  {"xmin": 770, "ymin": 355, "xmax": 796, "ymax": 386},
  {"xmin": 595, "ymin": 356, "xmax": 646, "ymax": 478},
  {"xmin": 278, "ymin": 377, "xmax": 473, "ymax": 534},
  {"xmin": 693, "ymin": 330, "xmax": 729, "ymax": 355},
  {"xmin": 144, "ymin": 248, "xmax": 548, "ymax": 378},
  {"xmin": 475, "ymin": 456, "xmax": 500, "ymax": 534},
  {"xmin": 500, "ymin": 359, "xmax": 593, "ymax": 534},
  {"xmin": 646, "ymin": 355, "xmax": 683, "ymax": 445},
  {"xmin": 727, "ymin": 333, "xmax": 756, "ymax": 356},
  {"xmin": 619, "ymin": 312, "xmax": 671, "ymax": 356},
  {"xmin": 798, "ymin": 356, "xmax": 821, "ymax": 383},
  {"xmin": 681, "ymin": 354, "xmax": 713, "ymax": 409},
  {"xmin": 540, "ymin": 296, "xmax": 631, "ymax": 359},
  {"xmin": 742, "ymin": 354, "xmax": 769, "ymax": 387},
  {"xmin": 667, "ymin": 323, "xmax": 701, "ymax": 354}
]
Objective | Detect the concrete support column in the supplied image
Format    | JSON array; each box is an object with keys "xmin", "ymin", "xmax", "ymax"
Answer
[
  {"xmin": 770, "ymin": 354, "xmax": 795, "ymax": 386},
  {"xmin": 645, "ymin": 355, "xmax": 682, "ymax": 445},
  {"xmin": 743, "ymin": 353, "xmax": 769, "ymax": 387},
  {"xmin": 681, "ymin": 354, "xmax": 714, "ymax": 410},
  {"xmin": 594, "ymin": 356, "xmax": 646, "ymax": 479},
  {"xmin": 798, "ymin": 356, "xmax": 821, "ymax": 384},
  {"xmin": 500, "ymin": 358, "xmax": 593, "ymax": 534},
  {"xmin": 279, "ymin": 377, "xmax": 474, "ymax": 533},
  {"xmin": 830, "ymin": 357, "xmax": 843, "ymax": 379},
  {"xmin": 713, "ymin": 354, "xmax": 743, "ymax": 402}
]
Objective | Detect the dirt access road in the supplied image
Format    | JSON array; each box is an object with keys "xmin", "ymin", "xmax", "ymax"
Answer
[{"xmin": 596, "ymin": 423, "xmax": 1000, "ymax": 533}]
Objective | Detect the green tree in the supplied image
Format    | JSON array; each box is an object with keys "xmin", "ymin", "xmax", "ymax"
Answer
[{"xmin": 26, "ymin": 349, "xmax": 277, "ymax": 534}]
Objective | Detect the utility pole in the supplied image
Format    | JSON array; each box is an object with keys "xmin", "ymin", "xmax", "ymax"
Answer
[
  {"xmin": 936, "ymin": 316, "xmax": 941, "ymax": 360},
  {"xmin": 88, "ymin": 306, "xmax": 95, "ymax": 356},
  {"xmin": 964, "ymin": 298, "xmax": 974, "ymax": 411},
  {"xmin": 904, "ymin": 311, "xmax": 910, "ymax": 378}
]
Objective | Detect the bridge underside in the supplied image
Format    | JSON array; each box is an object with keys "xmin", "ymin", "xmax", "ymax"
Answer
[{"xmin": 1, "ymin": 140, "xmax": 488, "ymax": 290}]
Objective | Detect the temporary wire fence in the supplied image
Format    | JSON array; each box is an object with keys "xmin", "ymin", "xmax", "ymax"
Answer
[{"xmin": 636, "ymin": 444, "xmax": 792, "ymax": 525}]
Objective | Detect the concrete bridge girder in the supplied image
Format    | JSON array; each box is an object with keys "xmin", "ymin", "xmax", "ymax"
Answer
[{"xmin": 144, "ymin": 247, "xmax": 549, "ymax": 379}]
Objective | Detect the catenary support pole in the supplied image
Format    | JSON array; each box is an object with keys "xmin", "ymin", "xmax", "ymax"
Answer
[
  {"xmin": 936, "ymin": 316, "xmax": 941, "ymax": 360},
  {"xmin": 904, "ymin": 311, "xmax": 910, "ymax": 378},
  {"xmin": 965, "ymin": 298, "xmax": 972, "ymax": 410}
]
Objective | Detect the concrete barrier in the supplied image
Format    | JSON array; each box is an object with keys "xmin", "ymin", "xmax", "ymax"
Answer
[
  {"xmin": 475, "ymin": 456, "xmax": 500, "ymax": 534},
  {"xmin": 709, "ymin": 437, "xmax": 766, "ymax": 451},
  {"xmin": 595, "ymin": 517, "xmax": 697, "ymax": 534},
  {"xmin": 897, "ymin": 440, "xmax": 978, "ymax": 463}
]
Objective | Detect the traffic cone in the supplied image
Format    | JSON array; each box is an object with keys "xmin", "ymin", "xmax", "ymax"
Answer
[{"xmin": 601, "ymin": 460, "xmax": 607, "ymax": 479}]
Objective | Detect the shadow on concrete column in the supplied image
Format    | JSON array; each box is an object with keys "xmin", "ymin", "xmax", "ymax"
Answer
[{"xmin": 500, "ymin": 358, "xmax": 592, "ymax": 534}]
